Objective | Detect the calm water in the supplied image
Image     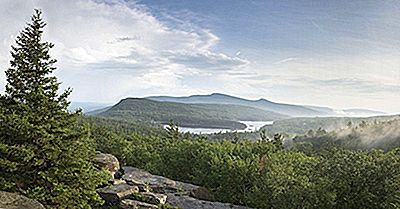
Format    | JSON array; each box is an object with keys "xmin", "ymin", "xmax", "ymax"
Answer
[{"xmin": 165, "ymin": 121, "xmax": 274, "ymax": 134}]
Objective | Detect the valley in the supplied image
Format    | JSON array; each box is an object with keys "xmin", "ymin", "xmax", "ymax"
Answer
[
  {"xmin": 82, "ymin": 93, "xmax": 393, "ymax": 135},
  {"xmin": 2, "ymin": 5, "xmax": 399, "ymax": 209}
]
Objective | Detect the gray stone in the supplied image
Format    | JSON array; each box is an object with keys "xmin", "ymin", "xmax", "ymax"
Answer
[
  {"xmin": 93, "ymin": 152, "xmax": 120, "ymax": 177},
  {"xmin": 122, "ymin": 166, "xmax": 199, "ymax": 194},
  {"xmin": 111, "ymin": 179, "xmax": 127, "ymax": 185},
  {"xmin": 125, "ymin": 180, "xmax": 150, "ymax": 193},
  {"xmin": 96, "ymin": 183, "xmax": 139, "ymax": 203},
  {"xmin": 120, "ymin": 199, "xmax": 158, "ymax": 209},
  {"xmin": 167, "ymin": 194, "xmax": 252, "ymax": 209},
  {"xmin": 141, "ymin": 192, "xmax": 167, "ymax": 205},
  {"xmin": 190, "ymin": 187, "xmax": 215, "ymax": 201},
  {"xmin": 0, "ymin": 191, "xmax": 45, "ymax": 209}
]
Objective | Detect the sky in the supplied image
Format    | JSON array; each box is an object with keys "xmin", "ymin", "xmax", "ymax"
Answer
[{"xmin": 0, "ymin": 0, "xmax": 400, "ymax": 113}]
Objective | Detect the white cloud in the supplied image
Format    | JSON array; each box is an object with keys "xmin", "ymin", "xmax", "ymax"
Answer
[
  {"xmin": 273, "ymin": 57, "xmax": 298, "ymax": 65},
  {"xmin": 0, "ymin": 0, "xmax": 247, "ymax": 101},
  {"xmin": 0, "ymin": 0, "xmax": 399, "ymax": 113}
]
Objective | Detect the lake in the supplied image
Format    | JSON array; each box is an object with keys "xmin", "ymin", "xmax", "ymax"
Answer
[{"xmin": 165, "ymin": 121, "xmax": 274, "ymax": 134}]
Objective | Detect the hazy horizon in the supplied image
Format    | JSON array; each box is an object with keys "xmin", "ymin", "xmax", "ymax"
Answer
[
  {"xmin": 1, "ymin": 0, "xmax": 400, "ymax": 113},
  {"xmin": 71, "ymin": 92, "xmax": 393, "ymax": 115}
]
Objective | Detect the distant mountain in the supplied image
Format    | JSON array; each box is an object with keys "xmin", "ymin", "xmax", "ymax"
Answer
[
  {"xmin": 304, "ymin": 106, "xmax": 387, "ymax": 117},
  {"xmin": 342, "ymin": 109, "xmax": 386, "ymax": 117},
  {"xmin": 147, "ymin": 93, "xmax": 324, "ymax": 117},
  {"xmin": 147, "ymin": 93, "xmax": 387, "ymax": 117},
  {"xmin": 92, "ymin": 98, "xmax": 288, "ymax": 129},
  {"xmin": 303, "ymin": 105, "xmax": 337, "ymax": 115}
]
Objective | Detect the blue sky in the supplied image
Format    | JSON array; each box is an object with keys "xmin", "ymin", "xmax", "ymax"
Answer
[{"xmin": 0, "ymin": 0, "xmax": 399, "ymax": 112}]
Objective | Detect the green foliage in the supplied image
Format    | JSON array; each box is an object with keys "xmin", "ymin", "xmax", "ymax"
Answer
[
  {"xmin": 165, "ymin": 121, "xmax": 181, "ymax": 140},
  {"xmin": 0, "ymin": 10, "xmax": 108, "ymax": 208},
  {"xmin": 90, "ymin": 121, "xmax": 400, "ymax": 209},
  {"xmin": 157, "ymin": 204, "xmax": 181, "ymax": 209},
  {"xmin": 81, "ymin": 116, "xmax": 164, "ymax": 136}
]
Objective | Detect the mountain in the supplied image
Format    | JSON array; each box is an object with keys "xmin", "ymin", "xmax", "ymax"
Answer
[
  {"xmin": 341, "ymin": 109, "xmax": 386, "ymax": 117},
  {"xmin": 147, "ymin": 93, "xmax": 324, "ymax": 117},
  {"xmin": 92, "ymin": 98, "xmax": 288, "ymax": 130},
  {"xmin": 147, "ymin": 93, "xmax": 387, "ymax": 117},
  {"xmin": 303, "ymin": 105, "xmax": 337, "ymax": 115}
]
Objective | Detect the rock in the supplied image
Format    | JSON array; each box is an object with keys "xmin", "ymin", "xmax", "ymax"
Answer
[
  {"xmin": 120, "ymin": 167, "xmax": 250, "ymax": 209},
  {"xmin": 110, "ymin": 179, "xmax": 127, "ymax": 185},
  {"xmin": 96, "ymin": 183, "xmax": 139, "ymax": 203},
  {"xmin": 141, "ymin": 192, "xmax": 167, "ymax": 205},
  {"xmin": 190, "ymin": 187, "xmax": 215, "ymax": 201},
  {"xmin": 167, "ymin": 194, "xmax": 252, "ymax": 209},
  {"xmin": 93, "ymin": 152, "xmax": 120, "ymax": 178},
  {"xmin": 125, "ymin": 180, "xmax": 150, "ymax": 193},
  {"xmin": 0, "ymin": 191, "xmax": 45, "ymax": 209},
  {"xmin": 122, "ymin": 166, "xmax": 199, "ymax": 194},
  {"xmin": 120, "ymin": 199, "xmax": 158, "ymax": 209}
]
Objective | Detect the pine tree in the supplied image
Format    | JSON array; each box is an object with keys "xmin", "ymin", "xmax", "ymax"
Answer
[{"xmin": 0, "ymin": 9, "xmax": 108, "ymax": 208}]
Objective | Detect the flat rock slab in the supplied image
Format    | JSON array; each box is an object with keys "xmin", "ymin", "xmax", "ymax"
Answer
[
  {"xmin": 122, "ymin": 166, "xmax": 199, "ymax": 194},
  {"xmin": 0, "ymin": 191, "xmax": 45, "ymax": 209},
  {"xmin": 96, "ymin": 183, "xmax": 139, "ymax": 203},
  {"xmin": 120, "ymin": 199, "xmax": 158, "ymax": 209},
  {"xmin": 167, "ymin": 194, "xmax": 252, "ymax": 209}
]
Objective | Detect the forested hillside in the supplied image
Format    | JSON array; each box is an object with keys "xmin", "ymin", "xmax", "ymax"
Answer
[
  {"xmin": 93, "ymin": 98, "xmax": 287, "ymax": 129},
  {"xmin": 147, "ymin": 93, "xmax": 323, "ymax": 117},
  {"xmin": 147, "ymin": 93, "xmax": 386, "ymax": 117}
]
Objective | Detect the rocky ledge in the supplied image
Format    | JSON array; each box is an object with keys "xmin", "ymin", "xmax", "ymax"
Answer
[{"xmin": 94, "ymin": 153, "xmax": 252, "ymax": 209}]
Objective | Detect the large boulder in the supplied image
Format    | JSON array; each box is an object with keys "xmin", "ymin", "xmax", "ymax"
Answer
[
  {"xmin": 167, "ymin": 194, "xmax": 251, "ymax": 209},
  {"xmin": 122, "ymin": 167, "xmax": 200, "ymax": 195},
  {"xmin": 96, "ymin": 183, "xmax": 139, "ymax": 203},
  {"xmin": 0, "ymin": 191, "xmax": 45, "ymax": 209},
  {"xmin": 93, "ymin": 152, "xmax": 120, "ymax": 178}
]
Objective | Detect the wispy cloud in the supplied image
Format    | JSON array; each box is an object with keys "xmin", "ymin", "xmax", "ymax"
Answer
[
  {"xmin": 273, "ymin": 57, "xmax": 298, "ymax": 65},
  {"xmin": 0, "ymin": 0, "xmax": 247, "ymax": 101}
]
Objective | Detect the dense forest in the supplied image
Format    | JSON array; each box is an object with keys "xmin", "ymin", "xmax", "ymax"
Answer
[
  {"xmin": 89, "ymin": 117, "xmax": 400, "ymax": 209},
  {"xmin": 0, "ymin": 9, "xmax": 399, "ymax": 209}
]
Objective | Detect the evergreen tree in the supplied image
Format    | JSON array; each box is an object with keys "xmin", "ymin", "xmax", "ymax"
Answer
[{"xmin": 0, "ymin": 9, "xmax": 108, "ymax": 208}]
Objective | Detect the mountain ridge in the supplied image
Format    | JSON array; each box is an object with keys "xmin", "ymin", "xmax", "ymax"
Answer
[
  {"xmin": 85, "ymin": 93, "xmax": 386, "ymax": 119},
  {"xmin": 92, "ymin": 98, "xmax": 288, "ymax": 129},
  {"xmin": 147, "ymin": 93, "xmax": 328, "ymax": 117}
]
